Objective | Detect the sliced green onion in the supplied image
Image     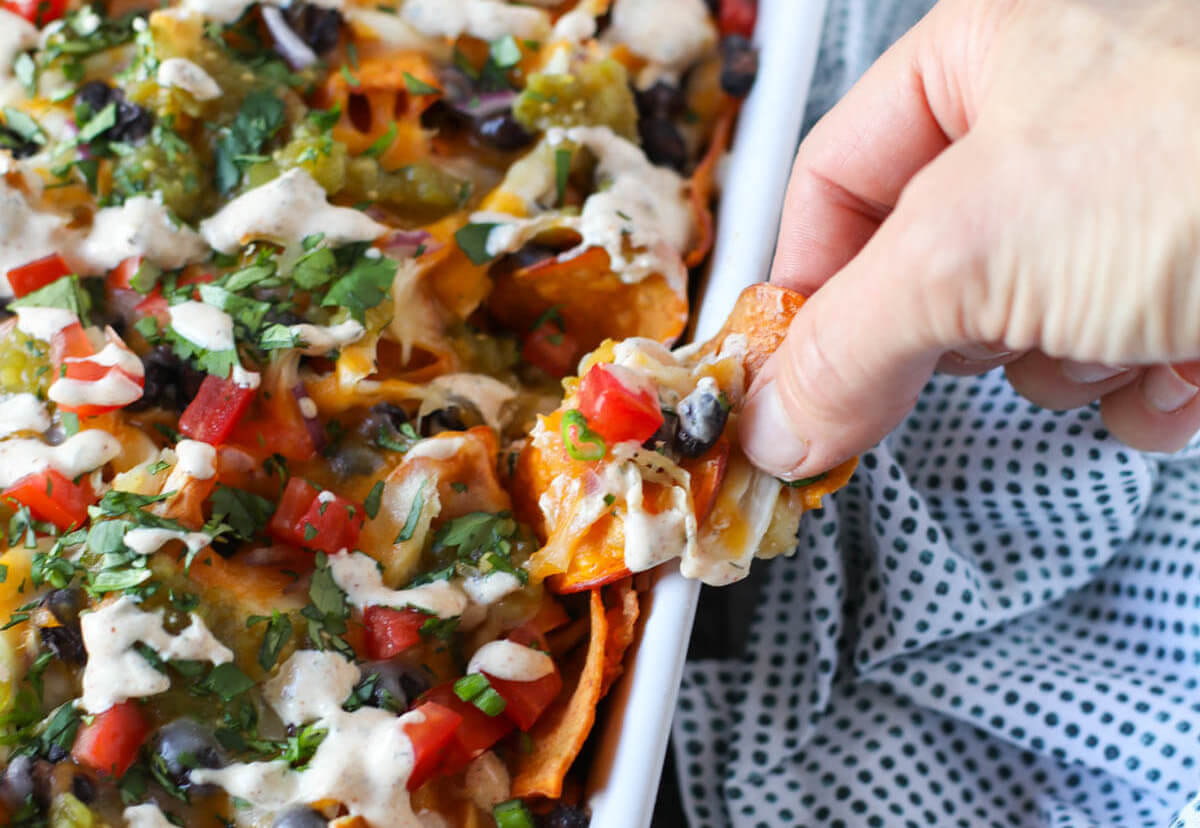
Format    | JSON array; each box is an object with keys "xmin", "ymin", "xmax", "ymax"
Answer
[
  {"xmin": 493, "ymin": 799, "xmax": 535, "ymax": 828},
  {"xmin": 453, "ymin": 672, "xmax": 490, "ymax": 702},
  {"xmin": 562, "ymin": 409, "xmax": 606, "ymax": 462},
  {"xmin": 473, "ymin": 686, "xmax": 507, "ymax": 717}
]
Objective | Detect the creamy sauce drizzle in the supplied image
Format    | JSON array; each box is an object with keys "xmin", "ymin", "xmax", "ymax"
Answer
[
  {"xmin": 168, "ymin": 301, "xmax": 235, "ymax": 352},
  {"xmin": 48, "ymin": 370, "xmax": 143, "ymax": 409},
  {"xmin": 467, "ymin": 639, "xmax": 554, "ymax": 681},
  {"xmin": 123, "ymin": 803, "xmax": 177, "ymax": 828},
  {"xmin": 605, "ymin": 0, "xmax": 717, "ymax": 86},
  {"xmin": 0, "ymin": 393, "xmax": 49, "ymax": 438},
  {"xmin": 401, "ymin": 0, "xmax": 550, "ymax": 42},
  {"xmin": 192, "ymin": 650, "xmax": 425, "ymax": 826},
  {"xmin": 329, "ymin": 551, "xmax": 469, "ymax": 619},
  {"xmin": 199, "ymin": 169, "xmax": 388, "ymax": 253},
  {"xmin": 79, "ymin": 596, "xmax": 232, "ymax": 713},
  {"xmin": 290, "ymin": 319, "xmax": 366, "ymax": 355},
  {"xmin": 14, "ymin": 307, "xmax": 76, "ymax": 341},
  {"xmin": 0, "ymin": 431, "xmax": 121, "ymax": 488},
  {"xmin": 123, "ymin": 527, "xmax": 213, "ymax": 557},
  {"xmin": 156, "ymin": 57, "xmax": 222, "ymax": 100},
  {"xmin": 78, "ymin": 196, "xmax": 208, "ymax": 272},
  {"xmin": 174, "ymin": 439, "xmax": 217, "ymax": 479}
]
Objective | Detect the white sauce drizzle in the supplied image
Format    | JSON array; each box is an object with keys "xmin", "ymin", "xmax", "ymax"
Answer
[
  {"xmin": 77, "ymin": 196, "xmax": 207, "ymax": 272},
  {"xmin": 461, "ymin": 571, "xmax": 522, "ymax": 606},
  {"xmin": 174, "ymin": 439, "xmax": 217, "ymax": 479},
  {"xmin": 123, "ymin": 527, "xmax": 213, "ymax": 557},
  {"xmin": 298, "ymin": 397, "xmax": 317, "ymax": 419},
  {"xmin": 0, "ymin": 393, "xmax": 49, "ymax": 438},
  {"xmin": 0, "ymin": 186, "xmax": 73, "ymax": 300},
  {"xmin": 70, "ymin": 341, "xmax": 145, "ymax": 377},
  {"xmin": 156, "ymin": 57, "xmax": 222, "ymax": 101},
  {"xmin": 48, "ymin": 370, "xmax": 143, "ymax": 409},
  {"xmin": 199, "ymin": 169, "xmax": 388, "ymax": 254},
  {"xmin": 405, "ymin": 436, "xmax": 469, "ymax": 462},
  {"xmin": 123, "ymin": 803, "xmax": 177, "ymax": 828},
  {"xmin": 79, "ymin": 596, "xmax": 232, "ymax": 713},
  {"xmin": 467, "ymin": 639, "xmax": 554, "ymax": 682},
  {"xmin": 401, "ymin": 0, "xmax": 551, "ymax": 42},
  {"xmin": 605, "ymin": 0, "xmax": 717, "ymax": 86},
  {"xmin": 290, "ymin": 319, "xmax": 366, "ymax": 355},
  {"xmin": 329, "ymin": 550, "xmax": 469, "ymax": 619},
  {"xmin": 0, "ymin": 431, "xmax": 120, "ymax": 488},
  {"xmin": 192, "ymin": 650, "xmax": 425, "ymax": 826},
  {"xmin": 14, "ymin": 307, "xmax": 76, "ymax": 342},
  {"xmin": 168, "ymin": 301, "xmax": 235, "ymax": 351}
]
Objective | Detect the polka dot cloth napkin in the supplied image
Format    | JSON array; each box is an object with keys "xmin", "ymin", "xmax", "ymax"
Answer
[{"xmin": 673, "ymin": 369, "xmax": 1200, "ymax": 827}]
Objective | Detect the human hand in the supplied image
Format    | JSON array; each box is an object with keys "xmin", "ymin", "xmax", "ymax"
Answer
[{"xmin": 739, "ymin": 0, "xmax": 1200, "ymax": 481}]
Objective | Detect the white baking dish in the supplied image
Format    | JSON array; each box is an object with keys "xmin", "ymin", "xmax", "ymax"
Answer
[{"xmin": 582, "ymin": 1, "xmax": 830, "ymax": 824}]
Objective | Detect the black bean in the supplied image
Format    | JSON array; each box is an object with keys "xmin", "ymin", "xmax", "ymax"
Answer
[
  {"xmin": 153, "ymin": 719, "xmax": 226, "ymax": 789},
  {"xmin": 272, "ymin": 806, "xmax": 329, "ymax": 828},
  {"xmin": 719, "ymin": 34, "xmax": 759, "ymax": 98},
  {"xmin": 643, "ymin": 408, "xmax": 679, "ymax": 454},
  {"xmin": 127, "ymin": 346, "xmax": 205, "ymax": 412},
  {"xmin": 0, "ymin": 127, "xmax": 39, "ymax": 159},
  {"xmin": 282, "ymin": 3, "xmax": 344, "ymax": 55},
  {"xmin": 509, "ymin": 243, "xmax": 560, "ymax": 271},
  {"xmin": 476, "ymin": 111, "xmax": 535, "ymax": 151},
  {"xmin": 112, "ymin": 99, "xmax": 153, "ymax": 143},
  {"xmin": 635, "ymin": 81, "xmax": 686, "ymax": 120},
  {"xmin": 43, "ymin": 588, "xmax": 85, "ymax": 626},
  {"xmin": 70, "ymin": 773, "xmax": 96, "ymax": 804},
  {"xmin": 209, "ymin": 534, "xmax": 240, "ymax": 559},
  {"xmin": 539, "ymin": 804, "xmax": 591, "ymax": 828},
  {"xmin": 40, "ymin": 625, "xmax": 86, "ymax": 666},
  {"xmin": 0, "ymin": 298, "xmax": 11, "ymax": 321},
  {"xmin": 419, "ymin": 405, "xmax": 470, "ymax": 436},
  {"xmin": 673, "ymin": 384, "xmax": 730, "ymax": 458},
  {"xmin": 361, "ymin": 402, "xmax": 409, "ymax": 435},
  {"xmin": 77, "ymin": 81, "xmax": 113, "ymax": 114},
  {"xmin": 264, "ymin": 308, "xmax": 304, "ymax": 327},
  {"xmin": 359, "ymin": 660, "xmax": 431, "ymax": 710},
  {"xmin": 638, "ymin": 116, "xmax": 688, "ymax": 171},
  {"xmin": 0, "ymin": 755, "xmax": 35, "ymax": 810},
  {"xmin": 327, "ymin": 442, "xmax": 384, "ymax": 478}
]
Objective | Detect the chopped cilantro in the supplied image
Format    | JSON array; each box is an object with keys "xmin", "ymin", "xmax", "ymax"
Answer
[
  {"xmin": 214, "ymin": 90, "xmax": 286, "ymax": 193},
  {"xmin": 454, "ymin": 223, "xmax": 499, "ymax": 265},
  {"xmin": 9, "ymin": 275, "xmax": 90, "ymax": 319}
]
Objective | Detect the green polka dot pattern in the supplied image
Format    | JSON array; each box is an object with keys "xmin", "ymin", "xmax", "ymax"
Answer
[{"xmin": 673, "ymin": 371, "xmax": 1200, "ymax": 827}]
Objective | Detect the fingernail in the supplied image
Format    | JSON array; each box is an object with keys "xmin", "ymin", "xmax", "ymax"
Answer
[
  {"xmin": 1142, "ymin": 367, "xmax": 1199, "ymax": 413},
  {"xmin": 740, "ymin": 380, "xmax": 809, "ymax": 478},
  {"xmin": 949, "ymin": 343, "xmax": 1014, "ymax": 363},
  {"xmin": 1062, "ymin": 360, "xmax": 1125, "ymax": 384}
]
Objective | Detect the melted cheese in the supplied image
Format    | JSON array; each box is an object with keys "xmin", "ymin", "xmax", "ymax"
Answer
[
  {"xmin": 168, "ymin": 301, "xmax": 235, "ymax": 351},
  {"xmin": 78, "ymin": 197, "xmax": 208, "ymax": 272},
  {"xmin": 401, "ymin": 0, "xmax": 551, "ymax": 42},
  {"xmin": 79, "ymin": 596, "xmax": 233, "ymax": 713},
  {"xmin": 174, "ymin": 440, "xmax": 217, "ymax": 479},
  {"xmin": 467, "ymin": 640, "xmax": 554, "ymax": 681},
  {"xmin": 424, "ymin": 374, "xmax": 516, "ymax": 432},
  {"xmin": 199, "ymin": 169, "xmax": 388, "ymax": 253},
  {"xmin": 329, "ymin": 550, "xmax": 469, "ymax": 619},
  {"xmin": 192, "ymin": 650, "xmax": 425, "ymax": 826},
  {"xmin": 464, "ymin": 752, "xmax": 511, "ymax": 811},
  {"xmin": 0, "ymin": 431, "xmax": 121, "ymax": 488},
  {"xmin": 156, "ymin": 57, "xmax": 221, "ymax": 100},
  {"xmin": 0, "ymin": 393, "xmax": 49, "ymax": 438}
]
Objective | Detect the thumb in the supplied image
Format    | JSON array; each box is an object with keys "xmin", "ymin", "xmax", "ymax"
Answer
[{"xmin": 739, "ymin": 154, "xmax": 978, "ymax": 480}]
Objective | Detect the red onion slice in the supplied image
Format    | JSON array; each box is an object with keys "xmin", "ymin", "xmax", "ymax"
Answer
[
  {"xmin": 262, "ymin": 6, "xmax": 319, "ymax": 71},
  {"xmin": 379, "ymin": 229, "xmax": 441, "ymax": 259}
]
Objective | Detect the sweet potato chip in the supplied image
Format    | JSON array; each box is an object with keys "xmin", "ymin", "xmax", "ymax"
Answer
[
  {"xmin": 488, "ymin": 246, "xmax": 688, "ymax": 350},
  {"xmin": 512, "ymin": 590, "xmax": 608, "ymax": 799},
  {"xmin": 698, "ymin": 282, "xmax": 806, "ymax": 377},
  {"xmin": 600, "ymin": 578, "xmax": 640, "ymax": 698}
]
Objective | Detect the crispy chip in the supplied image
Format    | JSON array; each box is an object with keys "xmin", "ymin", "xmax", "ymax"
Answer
[
  {"xmin": 600, "ymin": 578, "xmax": 640, "ymax": 698},
  {"xmin": 512, "ymin": 590, "xmax": 608, "ymax": 799},
  {"xmin": 697, "ymin": 282, "xmax": 806, "ymax": 378}
]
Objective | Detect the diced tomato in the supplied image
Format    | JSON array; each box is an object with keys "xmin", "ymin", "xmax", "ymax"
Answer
[
  {"xmin": 718, "ymin": 0, "xmax": 757, "ymax": 37},
  {"xmin": 521, "ymin": 319, "xmax": 578, "ymax": 379},
  {"xmin": 1, "ymin": 469, "xmax": 95, "ymax": 531},
  {"xmin": 7, "ymin": 255, "xmax": 71, "ymax": 298},
  {"xmin": 577, "ymin": 363, "xmax": 664, "ymax": 445},
  {"xmin": 2, "ymin": 0, "xmax": 68, "ymax": 25},
  {"xmin": 421, "ymin": 683, "xmax": 515, "ymax": 777},
  {"xmin": 179, "ymin": 374, "xmax": 257, "ymax": 445},
  {"xmin": 50, "ymin": 322, "xmax": 93, "ymax": 367},
  {"xmin": 402, "ymin": 701, "xmax": 464, "ymax": 791},
  {"xmin": 268, "ymin": 477, "xmax": 364, "ymax": 554},
  {"xmin": 363, "ymin": 606, "xmax": 429, "ymax": 660},
  {"xmin": 230, "ymin": 390, "xmax": 317, "ymax": 463},
  {"xmin": 71, "ymin": 701, "xmax": 149, "ymax": 777},
  {"xmin": 106, "ymin": 257, "xmax": 142, "ymax": 292},
  {"xmin": 52, "ymin": 329, "xmax": 146, "ymax": 418},
  {"xmin": 485, "ymin": 669, "xmax": 562, "ymax": 731}
]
